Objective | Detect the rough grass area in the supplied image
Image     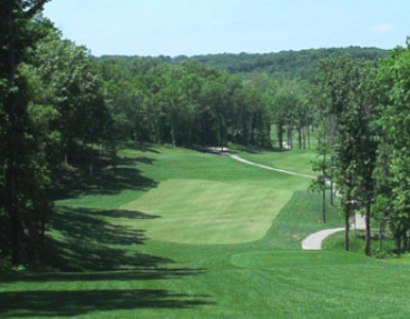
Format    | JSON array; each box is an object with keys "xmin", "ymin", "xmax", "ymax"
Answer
[{"xmin": 1, "ymin": 146, "xmax": 410, "ymax": 318}]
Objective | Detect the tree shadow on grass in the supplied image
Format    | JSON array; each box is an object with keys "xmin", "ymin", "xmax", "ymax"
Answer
[
  {"xmin": 85, "ymin": 208, "xmax": 161, "ymax": 220},
  {"xmin": 0, "ymin": 267, "xmax": 205, "ymax": 283},
  {"xmin": 0, "ymin": 205, "xmax": 212, "ymax": 316},
  {"xmin": 53, "ymin": 155, "xmax": 158, "ymax": 201},
  {"xmin": 0, "ymin": 289, "xmax": 214, "ymax": 317},
  {"xmin": 41, "ymin": 206, "xmax": 186, "ymax": 273}
]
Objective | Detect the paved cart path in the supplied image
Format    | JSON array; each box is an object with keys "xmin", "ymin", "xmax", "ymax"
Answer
[
  {"xmin": 226, "ymin": 154, "xmax": 316, "ymax": 179},
  {"xmin": 301, "ymin": 214, "xmax": 366, "ymax": 250},
  {"xmin": 214, "ymin": 151, "xmax": 365, "ymax": 251}
]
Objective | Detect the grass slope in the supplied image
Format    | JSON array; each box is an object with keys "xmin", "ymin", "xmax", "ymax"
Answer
[
  {"xmin": 1, "ymin": 146, "xmax": 410, "ymax": 318},
  {"xmin": 235, "ymin": 148, "xmax": 317, "ymax": 176}
]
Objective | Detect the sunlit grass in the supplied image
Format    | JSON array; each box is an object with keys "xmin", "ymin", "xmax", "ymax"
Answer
[
  {"xmin": 1, "ymin": 145, "xmax": 410, "ymax": 318},
  {"xmin": 121, "ymin": 179, "xmax": 292, "ymax": 244},
  {"xmin": 234, "ymin": 148, "xmax": 317, "ymax": 176}
]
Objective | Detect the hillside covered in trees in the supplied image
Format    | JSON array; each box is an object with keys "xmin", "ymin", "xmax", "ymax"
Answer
[{"xmin": 130, "ymin": 47, "xmax": 389, "ymax": 80}]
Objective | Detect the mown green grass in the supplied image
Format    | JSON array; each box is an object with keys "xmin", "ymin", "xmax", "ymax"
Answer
[
  {"xmin": 235, "ymin": 148, "xmax": 317, "ymax": 176},
  {"xmin": 121, "ymin": 179, "xmax": 292, "ymax": 244},
  {"xmin": 1, "ymin": 145, "xmax": 410, "ymax": 318}
]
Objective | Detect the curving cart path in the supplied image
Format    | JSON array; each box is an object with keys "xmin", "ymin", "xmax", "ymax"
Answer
[
  {"xmin": 301, "ymin": 228, "xmax": 345, "ymax": 250},
  {"xmin": 226, "ymin": 154, "xmax": 316, "ymax": 179},
  {"xmin": 215, "ymin": 151, "xmax": 366, "ymax": 251},
  {"xmin": 301, "ymin": 213, "xmax": 366, "ymax": 250}
]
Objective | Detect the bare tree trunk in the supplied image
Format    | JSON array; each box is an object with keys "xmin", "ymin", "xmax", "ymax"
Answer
[
  {"xmin": 397, "ymin": 231, "xmax": 402, "ymax": 256},
  {"xmin": 307, "ymin": 126, "xmax": 311, "ymax": 149},
  {"xmin": 287, "ymin": 125, "xmax": 293, "ymax": 150},
  {"xmin": 365, "ymin": 202, "xmax": 371, "ymax": 256},
  {"xmin": 277, "ymin": 123, "xmax": 284, "ymax": 150},
  {"xmin": 290, "ymin": 125, "xmax": 293, "ymax": 149},
  {"xmin": 322, "ymin": 151, "xmax": 327, "ymax": 223},
  {"xmin": 322, "ymin": 187, "xmax": 326, "ymax": 224},
  {"xmin": 170, "ymin": 128, "xmax": 176, "ymax": 147},
  {"xmin": 302, "ymin": 127, "xmax": 307, "ymax": 149},
  {"xmin": 344, "ymin": 213, "xmax": 350, "ymax": 251},
  {"xmin": 330, "ymin": 155, "xmax": 335, "ymax": 206}
]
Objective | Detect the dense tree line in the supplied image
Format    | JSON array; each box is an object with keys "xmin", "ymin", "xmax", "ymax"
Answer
[
  {"xmin": 154, "ymin": 47, "xmax": 388, "ymax": 81},
  {"xmin": 99, "ymin": 57, "xmax": 272, "ymax": 148},
  {"xmin": 0, "ymin": 3, "xmax": 110, "ymax": 266},
  {"xmin": 0, "ymin": 0, "xmax": 53, "ymax": 266},
  {"xmin": 315, "ymin": 42, "xmax": 410, "ymax": 255}
]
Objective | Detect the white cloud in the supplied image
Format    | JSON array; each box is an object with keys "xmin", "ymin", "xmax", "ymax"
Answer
[{"xmin": 371, "ymin": 24, "xmax": 395, "ymax": 32}]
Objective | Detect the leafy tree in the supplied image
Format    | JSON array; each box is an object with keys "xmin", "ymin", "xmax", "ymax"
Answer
[
  {"xmin": 318, "ymin": 55, "xmax": 379, "ymax": 254},
  {"xmin": 32, "ymin": 28, "xmax": 109, "ymax": 165},
  {"xmin": 0, "ymin": 0, "xmax": 49, "ymax": 266},
  {"xmin": 310, "ymin": 123, "xmax": 331, "ymax": 223},
  {"xmin": 98, "ymin": 57, "xmax": 271, "ymax": 148},
  {"xmin": 376, "ymin": 41, "xmax": 410, "ymax": 254}
]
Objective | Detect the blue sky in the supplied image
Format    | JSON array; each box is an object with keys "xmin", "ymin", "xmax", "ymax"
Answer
[{"xmin": 43, "ymin": 0, "xmax": 410, "ymax": 57}]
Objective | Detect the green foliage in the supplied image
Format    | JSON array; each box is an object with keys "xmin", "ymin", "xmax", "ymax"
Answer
[
  {"xmin": 31, "ymin": 27, "xmax": 110, "ymax": 157},
  {"xmin": 316, "ymin": 55, "xmax": 379, "ymax": 253},
  {"xmin": 170, "ymin": 47, "xmax": 388, "ymax": 80},
  {"xmin": 0, "ymin": 11, "xmax": 112, "ymax": 266},
  {"xmin": 99, "ymin": 57, "xmax": 272, "ymax": 148},
  {"xmin": 376, "ymin": 43, "xmax": 410, "ymax": 253},
  {"xmin": 0, "ymin": 0, "xmax": 51, "ymax": 266}
]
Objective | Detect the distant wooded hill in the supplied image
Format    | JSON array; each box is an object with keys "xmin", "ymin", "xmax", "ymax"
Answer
[
  {"xmin": 167, "ymin": 47, "xmax": 389, "ymax": 80},
  {"xmin": 100, "ymin": 47, "xmax": 388, "ymax": 81}
]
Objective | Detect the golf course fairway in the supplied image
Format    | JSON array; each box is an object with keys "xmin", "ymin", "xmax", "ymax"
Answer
[{"xmin": 1, "ymin": 146, "xmax": 410, "ymax": 318}]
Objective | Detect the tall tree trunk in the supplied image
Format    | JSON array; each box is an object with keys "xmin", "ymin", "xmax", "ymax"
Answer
[
  {"xmin": 170, "ymin": 127, "xmax": 176, "ymax": 147},
  {"xmin": 322, "ymin": 151, "xmax": 327, "ymax": 223},
  {"xmin": 379, "ymin": 220, "xmax": 384, "ymax": 253},
  {"xmin": 298, "ymin": 127, "xmax": 302, "ymax": 149},
  {"xmin": 287, "ymin": 125, "xmax": 293, "ymax": 150},
  {"xmin": 365, "ymin": 202, "xmax": 371, "ymax": 256},
  {"xmin": 397, "ymin": 230, "xmax": 402, "ymax": 256},
  {"xmin": 277, "ymin": 123, "xmax": 284, "ymax": 150},
  {"xmin": 330, "ymin": 155, "xmax": 335, "ymax": 206},
  {"xmin": 344, "ymin": 213, "xmax": 350, "ymax": 251},
  {"xmin": 307, "ymin": 126, "xmax": 311, "ymax": 149},
  {"xmin": 322, "ymin": 187, "xmax": 326, "ymax": 224},
  {"xmin": 290, "ymin": 125, "xmax": 293, "ymax": 149}
]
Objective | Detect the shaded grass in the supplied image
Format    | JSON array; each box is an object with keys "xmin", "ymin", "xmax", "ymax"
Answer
[
  {"xmin": 2, "ymin": 249, "xmax": 410, "ymax": 318},
  {"xmin": 323, "ymin": 230, "xmax": 397, "ymax": 256},
  {"xmin": 42, "ymin": 206, "xmax": 173, "ymax": 272},
  {"xmin": 53, "ymin": 154, "xmax": 158, "ymax": 201},
  {"xmin": 0, "ymin": 289, "xmax": 213, "ymax": 318}
]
